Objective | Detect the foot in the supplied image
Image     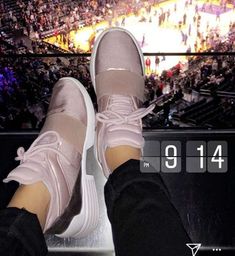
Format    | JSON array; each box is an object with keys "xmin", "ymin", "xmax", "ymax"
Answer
[
  {"xmin": 4, "ymin": 77, "xmax": 99, "ymax": 237},
  {"xmin": 90, "ymin": 27, "xmax": 154, "ymax": 177}
]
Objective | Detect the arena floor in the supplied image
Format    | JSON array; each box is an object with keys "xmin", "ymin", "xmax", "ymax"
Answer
[{"xmin": 44, "ymin": 0, "xmax": 235, "ymax": 74}]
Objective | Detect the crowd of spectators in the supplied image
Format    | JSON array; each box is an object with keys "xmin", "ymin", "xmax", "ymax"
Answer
[
  {"xmin": 16, "ymin": 0, "xmax": 162, "ymax": 38},
  {"xmin": 144, "ymin": 23, "xmax": 235, "ymax": 102},
  {"xmin": 0, "ymin": 0, "xmax": 159, "ymax": 54},
  {"xmin": 174, "ymin": 23, "xmax": 235, "ymax": 95},
  {"xmin": 0, "ymin": 0, "xmax": 234, "ymax": 129},
  {"xmin": 17, "ymin": 0, "xmax": 115, "ymax": 37},
  {"xmin": 0, "ymin": 27, "xmax": 234, "ymax": 130},
  {"xmin": 0, "ymin": 1, "xmax": 20, "ymax": 32},
  {"xmin": 141, "ymin": 24, "xmax": 235, "ymax": 128},
  {"xmin": 0, "ymin": 56, "xmax": 96, "ymax": 129},
  {"xmin": 1, "ymin": 0, "xmax": 234, "ymax": 54}
]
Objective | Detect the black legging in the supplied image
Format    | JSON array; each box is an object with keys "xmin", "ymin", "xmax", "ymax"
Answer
[{"xmin": 0, "ymin": 160, "xmax": 191, "ymax": 256}]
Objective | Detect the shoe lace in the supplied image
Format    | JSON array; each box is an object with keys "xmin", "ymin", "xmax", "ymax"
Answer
[
  {"xmin": 15, "ymin": 131, "xmax": 71, "ymax": 165},
  {"xmin": 96, "ymin": 95, "xmax": 155, "ymax": 125}
]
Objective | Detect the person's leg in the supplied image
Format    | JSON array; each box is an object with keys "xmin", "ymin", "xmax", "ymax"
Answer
[
  {"xmin": 0, "ymin": 182, "xmax": 50, "ymax": 255},
  {"xmin": 91, "ymin": 28, "xmax": 191, "ymax": 255},
  {"xmin": 105, "ymin": 159, "xmax": 191, "ymax": 256},
  {"xmin": 0, "ymin": 207, "xmax": 48, "ymax": 256},
  {"xmin": 105, "ymin": 146, "xmax": 141, "ymax": 171},
  {"xmin": 105, "ymin": 146, "xmax": 191, "ymax": 255},
  {"xmin": 1, "ymin": 77, "xmax": 99, "ymax": 255},
  {"xmin": 7, "ymin": 182, "xmax": 50, "ymax": 229}
]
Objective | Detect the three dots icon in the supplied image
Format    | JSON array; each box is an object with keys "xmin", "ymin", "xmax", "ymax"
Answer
[{"xmin": 212, "ymin": 248, "xmax": 222, "ymax": 252}]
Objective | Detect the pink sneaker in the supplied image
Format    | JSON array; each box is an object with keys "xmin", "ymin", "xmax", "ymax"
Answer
[
  {"xmin": 4, "ymin": 77, "xmax": 99, "ymax": 238},
  {"xmin": 90, "ymin": 28, "xmax": 154, "ymax": 177}
]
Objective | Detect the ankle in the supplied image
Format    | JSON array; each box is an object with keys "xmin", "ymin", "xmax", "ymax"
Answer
[
  {"xmin": 105, "ymin": 146, "xmax": 141, "ymax": 172},
  {"xmin": 8, "ymin": 182, "xmax": 50, "ymax": 229}
]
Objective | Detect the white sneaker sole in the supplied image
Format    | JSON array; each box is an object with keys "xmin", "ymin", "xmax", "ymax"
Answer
[{"xmin": 56, "ymin": 77, "xmax": 99, "ymax": 238}]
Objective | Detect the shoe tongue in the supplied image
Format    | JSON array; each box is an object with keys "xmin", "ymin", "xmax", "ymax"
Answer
[
  {"xmin": 100, "ymin": 95, "xmax": 145, "ymax": 148},
  {"xmin": 105, "ymin": 124, "xmax": 144, "ymax": 148},
  {"xmin": 99, "ymin": 94, "xmax": 141, "ymax": 114},
  {"xmin": 36, "ymin": 132, "xmax": 58, "ymax": 146},
  {"xmin": 34, "ymin": 131, "xmax": 80, "ymax": 169}
]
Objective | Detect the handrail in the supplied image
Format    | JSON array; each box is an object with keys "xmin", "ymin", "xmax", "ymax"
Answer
[{"xmin": 0, "ymin": 52, "xmax": 235, "ymax": 58}]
